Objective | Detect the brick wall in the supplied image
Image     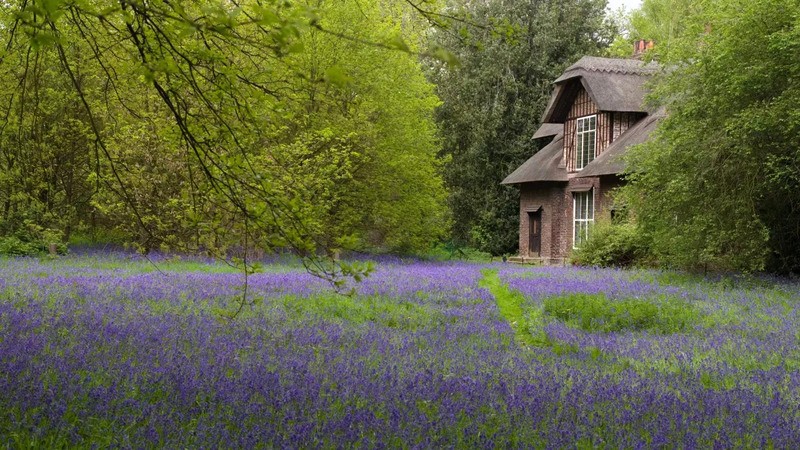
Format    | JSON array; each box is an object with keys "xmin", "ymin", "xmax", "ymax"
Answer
[
  {"xmin": 519, "ymin": 182, "xmax": 565, "ymax": 259},
  {"xmin": 597, "ymin": 175, "xmax": 625, "ymax": 217},
  {"xmin": 518, "ymin": 175, "xmax": 626, "ymax": 261}
]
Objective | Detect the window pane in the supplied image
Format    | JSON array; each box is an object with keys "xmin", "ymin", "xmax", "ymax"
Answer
[
  {"xmin": 573, "ymin": 190, "xmax": 594, "ymax": 248},
  {"xmin": 582, "ymin": 134, "xmax": 587, "ymax": 162},
  {"xmin": 586, "ymin": 133, "xmax": 592, "ymax": 164},
  {"xmin": 575, "ymin": 116, "xmax": 597, "ymax": 170}
]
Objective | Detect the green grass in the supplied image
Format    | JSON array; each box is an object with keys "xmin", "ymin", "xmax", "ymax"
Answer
[
  {"xmin": 38, "ymin": 256, "xmax": 303, "ymax": 274},
  {"xmin": 542, "ymin": 292, "xmax": 697, "ymax": 334},
  {"xmin": 480, "ymin": 269, "xmax": 547, "ymax": 346},
  {"xmin": 279, "ymin": 293, "xmax": 450, "ymax": 330},
  {"xmin": 481, "ymin": 269, "xmax": 700, "ymax": 358}
]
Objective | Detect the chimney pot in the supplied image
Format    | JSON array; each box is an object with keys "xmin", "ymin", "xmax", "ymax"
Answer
[{"xmin": 633, "ymin": 39, "xmax": 654, "ymax": 59}]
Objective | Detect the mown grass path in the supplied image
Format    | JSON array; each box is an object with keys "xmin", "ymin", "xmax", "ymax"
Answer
[{"xmin": 479, "ymin": 268, "xmax": 536, "ymax": 346}]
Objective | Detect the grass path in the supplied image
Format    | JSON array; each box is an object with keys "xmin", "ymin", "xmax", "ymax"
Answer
[{"xmin": 479, "ymin": 269, "xmax": 537, "ymax": 346}]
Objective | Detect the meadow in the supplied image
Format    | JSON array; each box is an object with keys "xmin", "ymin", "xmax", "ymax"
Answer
[{"xmin": 2, "ymin": 251, "xmax": 800, "ymax": 447}]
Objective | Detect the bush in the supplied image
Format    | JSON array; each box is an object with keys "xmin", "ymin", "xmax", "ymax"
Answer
[
  {"xmin": 422, "ymin": 242, "xmax": 492, "ymax": 261},
  {"xmin": 0, "ymin": 236, "xmax": 42, "ymax": 256},
  {"xmin": 543, "ymin": 292, "xmax": 696, "ymax": 334},
  {"xmin": 570, "ymin": 220, "xmax": 651, "ymax": 268},
  {"xmin": 0, "ymin": 222, "xmax": 66, "ymax": 256}
]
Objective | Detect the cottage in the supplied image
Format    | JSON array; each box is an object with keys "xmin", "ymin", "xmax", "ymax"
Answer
[{"xmin": 502, "ymin": 54, "xmax": 661, "ymax": 263}]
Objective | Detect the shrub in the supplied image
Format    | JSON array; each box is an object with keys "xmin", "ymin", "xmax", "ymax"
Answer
[
  {"xmin": 0, "ymin": 236, "xmax": 42, "ymax": 256},
  {"xmin": 570, "ymin": 220, "xmax": 651, "ymax": 268},
  {"xmin": 543, "ymin": 292, "xmax": 695, "ymax": 334},
  {"xmin": 0, "ymin": 222, "xmax": 66, "ymax": 256},
  {"xmin": 422, "ymin": 242, "xmax": 492, "ymax": 261}
]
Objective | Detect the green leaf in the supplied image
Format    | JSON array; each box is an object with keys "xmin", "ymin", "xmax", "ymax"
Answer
[
  {"xmin": 323, "ymin": 66, "xmax": 352, "ymax": 86},
  {"xmin": 386, "ymin": 35, "xmax": 410, "ymax": 52},
  {"xmin": 428, "ymin": 44, "xmax": 460, "ymax": 67}
]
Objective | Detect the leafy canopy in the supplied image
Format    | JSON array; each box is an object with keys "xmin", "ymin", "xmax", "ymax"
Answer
[
  {"xmin": 622, "ymin": 0, "xmax": 800, "ymax": 273},
  {"xmin": 0, "ymin": 0, "xmax": 449, "ymax": 282}
]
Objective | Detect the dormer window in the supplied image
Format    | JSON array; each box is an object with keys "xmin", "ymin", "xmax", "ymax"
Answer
[{"xmin": 575, "ymin": 115, "xmax": 596, "ymax": 170}]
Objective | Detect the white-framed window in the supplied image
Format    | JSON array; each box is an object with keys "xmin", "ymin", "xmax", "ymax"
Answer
[
  {"xmin": 573, "ymin": 189, "xmax": 594, "ymax": 248},
  {"xmin": 575, "ymin": 115, "xmax": 597, "ymax": 170}
]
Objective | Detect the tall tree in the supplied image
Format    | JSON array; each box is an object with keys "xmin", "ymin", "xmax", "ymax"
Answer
[
  {"xmin": 429, "ymin": 0, "xmax": 613, "ymax": 255},
  {"xmin": 279, "ymin": 0, "xmax": 448, "ymax": 254},
  {"xmin": 0, "ymin": 18, "xmax": 96, "ymax": 249},
  {"xmin": 0, "ymin": 0, "xmax": 447, "ymax": 277},
  {"xmin": 606, "ymin": 0, "xmax": 708, "ymax": 59},
  {"xmin": 622, "ymin": 0, "xmax": 800, "ymax": 273}
]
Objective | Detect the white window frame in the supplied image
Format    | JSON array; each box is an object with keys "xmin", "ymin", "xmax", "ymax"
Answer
[
  {"xmin": 575, "ymin": 115, "xmax": 597, "ymax": 170},
  {"xmin": 573, "ymin": 189, "xmax": 594, "ymax": 249}
]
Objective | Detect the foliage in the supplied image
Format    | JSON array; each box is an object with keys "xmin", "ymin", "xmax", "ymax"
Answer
[
  {"xmin": 0, "ymin": 0, "xmax": 450, "ymax": 280},
  {"xmin": 605, "ymin": 0, "xmax": 708, "ymax": 59},
  {"xmin": 0, "ymin": 237, "xmax": 40, "ymax": 256},
  {"xmin": 428, "ymin": 0, "xmax": 614, "ymax": 255},
  {"xmin": 274, "ymin": 1, "xmax": 449, "ymax": 254},
  {"xmin": 628, "ymin": 0, "xmax": 707, "ymax": 55},
  {"xmin": 0, "ymin": 221, "xmax": 65, "ymax": 256},
  {"xmin": 0, "ymin": 35, "xmax": 94, "ymax": 247},
  {"xmin": 570, "ymin": 219, "xmax": 652, "ymax": 268},
  {"xmin": 421, "ymin": 242, "xmax": 493, "ymax": 261},
  {"xmin": 622, "ymin": 0, "xmax": 800, "ymax": 273},
  {"xmin": 542, "ymin": 292, "xmax": 695, "ymax": 333}
]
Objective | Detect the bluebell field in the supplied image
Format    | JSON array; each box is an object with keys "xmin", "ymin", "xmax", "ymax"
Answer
[{"xmin": 2, "ymin": 251, "xmax": 800, "ymax": 447}]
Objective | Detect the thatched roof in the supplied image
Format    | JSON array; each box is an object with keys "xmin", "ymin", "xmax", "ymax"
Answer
[
  {"xmin": 532, "ymin": 123, "xmax": 562, "ymax": 140},
  {"xmin": 504, "ymin": 57, "xmax": 662, "ymax": 185},
  {"xmin": 554, "ymin": 56, "xmax": 659, "ymax": 83},
  {"xmin": 542, "ymin": 56, "xmax": 659, "ymax": 123},
  {"xmin": 576, "ymin": 109, "xmax": 665, "ymax": 178},
  {"xmin": 501, "ymin": 134, "xmax": 567, "ymax": 185}
]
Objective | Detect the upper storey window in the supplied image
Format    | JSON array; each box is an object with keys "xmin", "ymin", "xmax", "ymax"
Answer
[{"xmin": 575, "ymin": 115, "xmax": 596, "ymax": 170}]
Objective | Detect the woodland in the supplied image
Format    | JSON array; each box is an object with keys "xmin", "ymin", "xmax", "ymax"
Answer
[{"xmin": 1, "ymin": 0, "xmax": 799, "ymax": 275}]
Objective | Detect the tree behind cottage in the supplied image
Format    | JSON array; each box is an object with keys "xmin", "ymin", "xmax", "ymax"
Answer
[
  {"xmin": 622, "ymin": 0, "xmax": 800, "ymax": 273},
  {"xmin": 429, "ymin": 0, "xmax": 615, "ymax": 255}
]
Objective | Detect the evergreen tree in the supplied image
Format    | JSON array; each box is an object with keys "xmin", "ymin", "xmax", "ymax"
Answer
[{"xmin": 429, "ymin": 0, "xmax": 613, "ymax": 255}]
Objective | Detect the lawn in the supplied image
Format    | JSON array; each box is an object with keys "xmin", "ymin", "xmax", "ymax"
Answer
[{"xmin": 2, "ymin": 251, "xmax": 800, "ymax": 447}]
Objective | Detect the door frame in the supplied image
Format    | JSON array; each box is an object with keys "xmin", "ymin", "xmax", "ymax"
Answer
[{"xmin": 527, "ymin": 208, "xmax": 542, "ymax": 257}]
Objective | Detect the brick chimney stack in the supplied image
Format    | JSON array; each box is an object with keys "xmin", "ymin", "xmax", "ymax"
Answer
[{"xmin": 633, "ymin": 39, "xmax": 655, "ymax": 59}]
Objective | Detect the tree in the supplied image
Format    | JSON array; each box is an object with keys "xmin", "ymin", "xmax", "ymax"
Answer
[
  {"xmin": 621, "ymin": 0, "xmax": 800, "ymax": 273},
  {"xmin": 0, "ymin": 0, "xmax": 448, "ymax": 282},
  {"xmin": 277, "ymin": 0, "xmax": 448, "ymax": 254},
  {"xmin": 0, "ymin": 18, "xmax": 95, "ymax": 252},
  {"xmin": 429, "ymin": 0, "xmax": 614, "ymax": 255},
  {"xmin": 604, "ymin": 0, "xmax": 710, "ymax": 59}
]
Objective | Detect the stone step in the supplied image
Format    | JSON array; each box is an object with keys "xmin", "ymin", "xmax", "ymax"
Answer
[{"xmin": 506, "ymin": 256, "xmax": 567, "ymax": 266}]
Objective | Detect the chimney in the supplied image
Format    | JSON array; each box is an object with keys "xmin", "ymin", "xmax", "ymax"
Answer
[{"xmin": 633, "ymin": 39, "xmax": 655, "ymax": 59}]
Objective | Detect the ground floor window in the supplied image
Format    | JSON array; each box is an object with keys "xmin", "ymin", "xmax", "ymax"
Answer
[{"xmin": 573, "ymin": 189, "xmax": 594, "ymax": 248}]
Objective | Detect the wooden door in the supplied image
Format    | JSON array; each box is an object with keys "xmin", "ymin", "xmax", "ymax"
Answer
[{"xmin": 528, "ymin": 211, "xmax": 542, "ymax": 257}]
